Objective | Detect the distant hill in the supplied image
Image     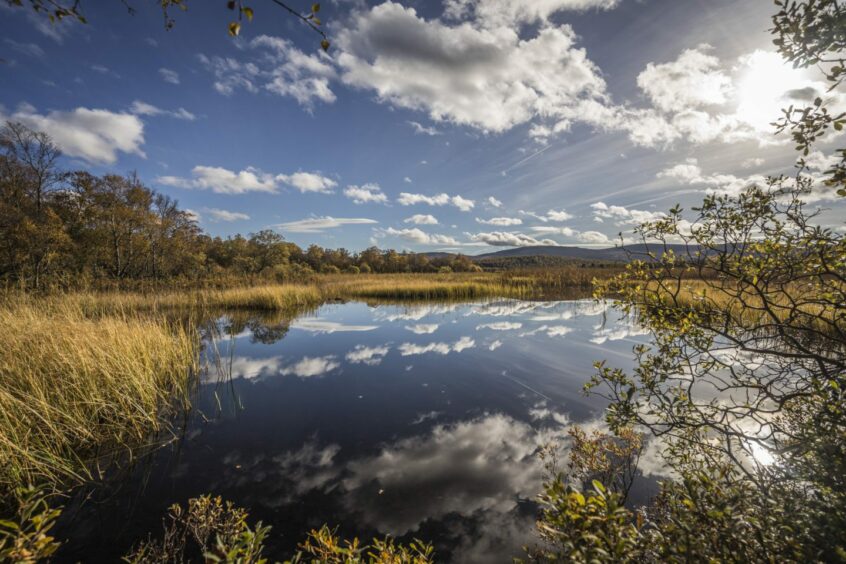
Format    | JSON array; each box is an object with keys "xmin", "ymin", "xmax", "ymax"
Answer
[{"xmin": 471, "ymin": 243, "xmax": 699, "ymax": 262}]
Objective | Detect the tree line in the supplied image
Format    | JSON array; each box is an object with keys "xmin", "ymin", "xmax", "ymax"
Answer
[{"xmin": 0, "ymin": 122, "xmax": 481, "ymax": 290}]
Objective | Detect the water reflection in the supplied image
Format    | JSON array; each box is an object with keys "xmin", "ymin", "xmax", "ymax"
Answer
[{"xmin": 56, "ymin": 298, "xmax": 655, "ymax": 563}]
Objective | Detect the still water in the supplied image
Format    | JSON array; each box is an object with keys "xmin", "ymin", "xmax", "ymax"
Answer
[{"xmin": 57, "ymin": 298, "xmax": 654, "ymax": 562}]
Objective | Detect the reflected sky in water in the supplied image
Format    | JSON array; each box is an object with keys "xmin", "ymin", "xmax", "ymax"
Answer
[{"xmin": 56, "ymin": 299, "xmax": 655, "ymax": 563}]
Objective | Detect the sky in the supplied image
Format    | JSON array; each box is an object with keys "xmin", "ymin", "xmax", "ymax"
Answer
[{"xmin": 2, "ymin": 0, "xmax": 844, "ymax": 253}]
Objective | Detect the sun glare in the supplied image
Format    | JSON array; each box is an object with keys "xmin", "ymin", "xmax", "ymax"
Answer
[{"xmin": 735, "ymin": 50, "xmax": 814, "ymax": 131}]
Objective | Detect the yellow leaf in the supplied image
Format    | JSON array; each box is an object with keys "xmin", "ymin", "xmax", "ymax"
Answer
[
  {"xmin": 242, "ymin": 7, "xmax": 254, "ymax": 21},
  {"xmin": 228, "ymin": 21, "xmax": 241, "ymax": 36}
]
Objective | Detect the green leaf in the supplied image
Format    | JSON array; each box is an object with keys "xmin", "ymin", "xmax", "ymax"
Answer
[
  {"xmin": 321, "ymin": 39, "xmax": 330, "ymax": 51},
  {"xmin": 312, "ymin": 3, "xmax": 321, "ymax": 12}
]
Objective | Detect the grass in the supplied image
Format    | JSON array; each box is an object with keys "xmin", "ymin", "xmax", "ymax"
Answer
[{"xmin": 0, "ymin": 301, "xmax": 198, "ymax": 501}]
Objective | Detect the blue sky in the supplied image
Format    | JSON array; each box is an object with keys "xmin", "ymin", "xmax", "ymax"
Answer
[{"xmin": 2, "ymin": 0, "xmax": 844, "ymax": 253}]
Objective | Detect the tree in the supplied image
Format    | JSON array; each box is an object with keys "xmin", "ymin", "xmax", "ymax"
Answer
[{"xmin": 7, "ymin": 0, "xmax": 331, "ymax": 49}]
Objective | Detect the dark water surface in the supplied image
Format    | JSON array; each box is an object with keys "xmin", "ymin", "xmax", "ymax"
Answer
[{"xmin": 56, "ymin": 298, "xmax": 654, "ymax": 562}]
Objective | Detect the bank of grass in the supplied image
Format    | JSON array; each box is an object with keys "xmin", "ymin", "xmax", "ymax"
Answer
[{"xmin": 0, "ymin": 301, "xmax": 198, "ymax": 500}]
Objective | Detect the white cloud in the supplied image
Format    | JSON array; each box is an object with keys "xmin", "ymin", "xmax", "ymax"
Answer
[
  {"xmin": 405, "ymin": 323, "xmax": 439, "ymax": 334},
  {"xmin": 407, "ymin": 120, "xmax": 441, "ymax": 135},
  {"xmin": 637, "ymin": 45, "xmax": 732, "ymax": 113},
  {"xmin": 198, "ymin": 35, "xmax": 336, "ymax": 107},
  {"xmin": 398, "ymin": 336, "xmax": 475, "ymax": 356},
  {"xmin": 590, "ymin": 202, "xmax": 665, "ymax": 225},
  {"xmin": 469, "ymin": 231, "xmax": 557, "ymax": 247},
  {"xmin": 519, "ymin": 209, "xmax": 573, "ymax": 222},
  {"xmin": 277, "ymin": 216, "xmax": 379, "ymax": 233},
  {"xmin": 385, "ymin": 227, "xmax": 459, "ymax": 246},
  {"xmin": 204, "ymin": 208, "xmax": 250, "ymax": 222},
  {"xmin": 281, "ymin": 355, "xmax": 340, "ymax": 378},
  {"xmin": 488, "ymin": 340, "xmax": 503, "ymax": 351},
  {"xmin": 158, "ymin": 67, "xmax": 180, "ymax": 84},
  {"xmin": 398, "ymin": 192, "xmax": 475, "ymax": 211},
  {"xmin": 443, "ymin": 0, "xmax": 622, "ymax": 29},
  {"xmin": 476, "ymin": 322, "xmax": 522, "ymax": 331},
  {"xmin": 657, "ymin": 158, "xmax": 767, "ymax": 197},
  {"xmin": 277, "ymin": 171, "xmax": 337, "ymax": 194},
  {"xmin": 344, "ymin": 183, "xmax": 388, "ymax": 204},
  {"xmin": 292, "ymin": 319, "xmax": 378, "ymax": 333},
  {"xmin": 336, "ymin": 2, "xmax": 607, "ymax": 133},
  {"xmin": 488, "ymin": 196, "xmax": 503, "ymax": 208},
  {"xmin": 346, "ymin": 345, "xmax": 390, "ymax": 366},
  {"xmin": 476, "ymin": 217, "xmax": 522, "ymax": 226},
  {"xmin": 129, "ymin": 100, "xmax": 195, "ymax": 121},
  {"xmin": 1, "ymin": 104, "xmax": 145, "ymax": 164},
  {"xmin": 404, "ymin": 214, "xmax": 439, "ymax": 225},
  {"xmin": 157, "ymin": 165, "xmax": 277, "ymax": 194},
  {"xmin": 657, "ymin": 157, "xmax": 702, "ymax": 183}
]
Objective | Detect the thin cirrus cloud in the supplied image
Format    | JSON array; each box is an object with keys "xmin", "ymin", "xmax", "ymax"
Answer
[
  {"xmin": 158, "ymin": 67, "xmax": 180, "ymax": 84},
  {"xmin": 129, "ymin": 100, "xmax": 195, "ymax": 121},
  {"xmin": 476, "ymin": 217, "xmax": 522, "ymax": 226},
  {"xmin": 203, "ymin": 208, "xmax": 250, "ymax": 222},
  {"xmin": 397, "ymin": 192, "xmax": 475, "ymax": 212},
  {"xmin": 276, "ymin": 216, "xmax": 379, "ymax": 233}
]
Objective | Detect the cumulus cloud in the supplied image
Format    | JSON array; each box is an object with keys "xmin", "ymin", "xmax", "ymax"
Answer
[
  {"xmin": 346, "ymin": 345, "xmax": 390, "ymax": 366},
  {"xmin": 404, "ymin": 214, "xmax": 439, "ymax": 225},
  {"xmin": 344, "ymin": 183, "xmax": 388, "ymax": 204},
  {"xmin": 398, "ymin": 336, "xmax": 475, "ymax": 356},
  {"xmin": 385, "ymin": 227, "xmax": 459, "ymax": 246},
  {"xmin": 277, "ymin": 171, "xmax": 337, "ymax": 194},
  {"xmin": 204, "ymin": 208, "xmax": 250, "ymax": 222},
  {"xmin": 129, "ymin": 100, "xmax": 195, "ymax": 120},
  {"xmin": 657, "ymin": 158, "xmax": 766, "ymax": 197},
  {"xmin": 158, "ymin": 67, "xmax": 180, "ymax": 84},
  {"xmin": 398, "ymin": 192, "xmax": 475, "ymax": 211},
  {"xmin": 443, "ymin": 0, "xmax": 622, "ymax": 28},
  {"xmin": 590, "ymin": 202, "xmax": 665, "ymax": 225},
  {"xmin": 468, "ymin": 231, "xmax": 557, "ymax": 247},
  {"xmin": 637, "ymin": 45, "xmax": 732, "ymax": 113},
  {"xmin": 488, "ymin": 196, "xmax": 503, "ymax": 208},
  {"xmin": 336, "ymin": 2, "xmax": 607, "ymax": 133},
  {"xmin": 198, "ymin": 34, "xmax": 336, "ymax": 107},
  {"xmin": 276, "ymin": 216, "xmax": 378, "ymax": 233},
  {"xmin": 405, "ymin": 323, "xmax": 439, "ymax": 334},
  {"xmin": 476, "ymin": 217, "xmax": 522, "ymax": 226},
  {"xmin": 157, "ymin": 165, "xmax": 277, "ymax": 194},
  {"xmin": 281, "ymin": 355, "xmax": 340, "ymax": 378},
  {"xmin": 0, "ymin": 103, "xmax": 145, "ymax": 164}
]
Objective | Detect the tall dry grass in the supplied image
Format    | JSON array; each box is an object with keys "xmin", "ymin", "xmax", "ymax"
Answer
[
  {"xmin": 0, "ymin": 301, "xmax": 198, "ymax": 498},
  {"xmin": 66, "ymin": 284, "xmax": 323, "ymax": 316}
]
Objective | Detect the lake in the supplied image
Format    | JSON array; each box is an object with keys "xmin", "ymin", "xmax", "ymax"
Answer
[{"xmin": 56, "ymin": 298, "xmax": 656, "ymax": 562}]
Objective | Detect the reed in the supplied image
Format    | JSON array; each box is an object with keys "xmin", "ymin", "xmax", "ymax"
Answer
[
  {"xmin": 0, "ymin": 301, "xmax": 198, "ymax": 499},
  {"xmin": 66, "ymin": 284, "xmax": 323, "ymax": 316}
]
